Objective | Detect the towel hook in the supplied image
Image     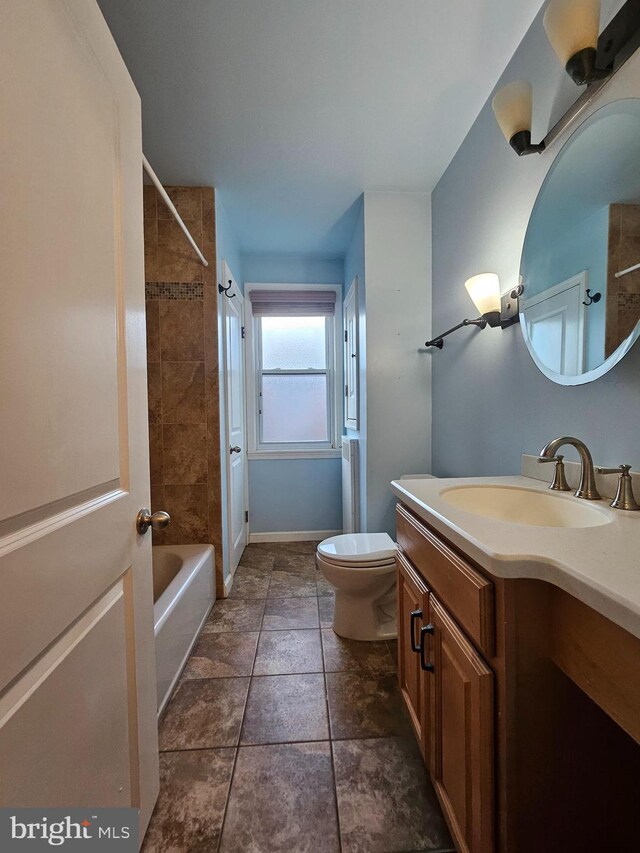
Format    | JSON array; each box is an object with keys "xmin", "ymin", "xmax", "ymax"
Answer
[
  {"xmin": 582, "ymin": 289, "xmax": 601, "ymax": 306},
  {"xmin": 218, "ymin": 279, "xmax": 236, "ymax": 298}
]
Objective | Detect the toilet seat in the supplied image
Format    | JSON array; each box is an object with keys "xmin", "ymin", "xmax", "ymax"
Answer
[
  {"xmin": 317, "ymin": 554, "xmax": 396, "ymax": 570},
  {"xmin": 317, "ymin": 532, "xmax": 396, "ymax": 564}
]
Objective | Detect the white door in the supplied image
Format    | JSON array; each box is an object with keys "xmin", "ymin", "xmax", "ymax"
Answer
[
  {"xmin": 344, "ymin": 277, "xmax": 360, "ymax": 430},
  {"xmin": 222, "ymin": 262, "xmax": 248, "ymax": 574},
  {"xmin": 0, "ymin": 0, "xmax": 159, "ymax": 834},
  {"xmin": 524, "ymin": 272, "xmax": 587, "ymax": 375}
]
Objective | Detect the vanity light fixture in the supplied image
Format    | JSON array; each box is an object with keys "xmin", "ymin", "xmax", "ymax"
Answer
[
  {"xmin": 425, "ymin": 274, "xmax": 523, "ymax": 350},
  {"xmin": 544, "ymin": 0, "xmax": 606, "ymax": 85},
  {"xmin": 492, "ymin": 0, "xmax": 640, "ymax": 156}
]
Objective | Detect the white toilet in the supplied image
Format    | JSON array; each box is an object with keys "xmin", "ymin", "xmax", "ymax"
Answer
[{"xmin": 316, "ymin": 532, "xmax": 397, "ymax": 641}]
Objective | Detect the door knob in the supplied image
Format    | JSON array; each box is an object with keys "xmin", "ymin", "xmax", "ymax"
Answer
[
  {"xmin": 136, "ymin": 508, "xmax": 171, "ymax": 535},
  {"xmin": 230, "ymin": 446, "xmax": 242, "ymax": 454}
]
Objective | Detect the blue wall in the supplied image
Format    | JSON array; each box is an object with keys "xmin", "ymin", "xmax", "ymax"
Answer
[
  {"xmin": 431, "ymin": 8, "xmax": 640, "ymax": 479},
  {"xmin": 343, "ymin": 197, "xmax": 367, "ymax": 530},
  {"xmin": 216, "ymin": 194, "xmax": 244, "ymax": 289},
  {"xmin": 249, "ymin": 458, "xmax": 342, "ymax": 533},
  {"xmin": 243, "ymin": 252, "xmax": 344, "ymax": 534},
  {"xmin": 243, "ymin": 253, "xmax": 344, "ymax": 285}
]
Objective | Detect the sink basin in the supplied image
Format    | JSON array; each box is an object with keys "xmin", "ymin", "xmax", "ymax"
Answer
[{"xmin": 441, "ymin": 485, "xmax": 611, "ymax": 528}]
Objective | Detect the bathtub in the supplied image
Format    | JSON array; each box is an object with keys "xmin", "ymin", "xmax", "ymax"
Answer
[{"xmin": 153, "ymin": 544, "xmax": 215, "ymax": 715}]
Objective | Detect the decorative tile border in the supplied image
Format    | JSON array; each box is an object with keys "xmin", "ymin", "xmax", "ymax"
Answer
[
  {"xmin": 145, "ymin": 281, "xmax": 204, "ymax": 300},
  {"xmin": 619, "ymin": 292, "xmax": 640, "ymax": 309}
]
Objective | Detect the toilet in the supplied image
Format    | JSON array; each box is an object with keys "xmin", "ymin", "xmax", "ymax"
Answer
[{"xmin": 316, "ymin": 532, "xmax": 397, "ymax": 641}]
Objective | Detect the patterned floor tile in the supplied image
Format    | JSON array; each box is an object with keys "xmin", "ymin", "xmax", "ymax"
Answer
[
  {"xmin": 142, "ymin": 748, "xmax": 235, "ymax": 853},
  {"xmin": 159, "ymin": 678, "xmax": 249, "ymax": 750},
  {"xmin": 227, "ymin": 568, "xmax": 270, "ymax": 599},
  {"xmin": 321, "ymin": 629, "xmax": 396, "ymax": 674},
  {"xmin": 262, "ymin": 597, "xmax": 319, "ymax": 630},
  {"xmin": 219, "ymin": 742, "xmax": 340, "ymax": 852},
  {"xmin": 326, "ymin": 671, "xmax": 412, "ymax": 739},
  {"xmin": 332, "ymin": 737, "xmax": 452, "ymax": 853},
  {"xmin": 267, "ymin": 569, "xmax": 317, "ymax": 598},
  {"xmin": 201, "ymin": 598, "xmax": 265, "ymax": 633},
  {"xmin": 253, "ymin": 629, "xmax": 323, "ymax": 675},
  {"xmin": 241, "ymin": 674, "xmax": 329, "ymax": 744},
  {"xmin": 318, "ymin": 595, "xmax": 335, "ymax": 628},
  {"xmin": 181, "ymin": 632, "xmax": 258, "ymax": 679}
]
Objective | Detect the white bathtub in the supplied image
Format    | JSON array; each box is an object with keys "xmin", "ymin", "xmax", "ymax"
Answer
[{"xmin": 153, "ymin": 544, "xmax": 215, "ymax": 715}]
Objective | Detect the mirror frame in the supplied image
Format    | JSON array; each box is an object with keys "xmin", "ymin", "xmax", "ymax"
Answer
[{"xmin": 519, "ymin": 97, "xmax": 640, "ymax": 386}]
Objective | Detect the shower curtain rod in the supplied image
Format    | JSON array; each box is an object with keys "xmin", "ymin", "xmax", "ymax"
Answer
[
  {"xmin": 142, "ymin": 154, "xmax": 209, "ymax": 268},
  {"xmin": 615, "ymin": 261, "xmax": 640, "ymax": 279}
]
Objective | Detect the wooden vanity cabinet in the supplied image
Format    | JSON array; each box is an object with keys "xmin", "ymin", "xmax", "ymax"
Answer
[
  {"xmin": 396, "ymin": 501, "xmax": 640, "ymax": 853},
  {"xmin": 397, "ymin": 550, "xmax": 430, "ymax": 758},
  {"xmin": 396, "ymin": 504, "xmax": 495, "ymax": 853},
  {"xmin": 428, "ymin": 595, "xmax": 494, "ymax": 853}
]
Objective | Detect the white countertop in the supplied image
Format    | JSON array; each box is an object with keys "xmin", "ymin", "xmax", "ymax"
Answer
[{"xmin": 390, "ymin": 474, "xmax": 640, "ymax": 640}]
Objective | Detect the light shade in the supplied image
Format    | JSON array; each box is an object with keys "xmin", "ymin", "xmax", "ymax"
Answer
[
  {"xmin": 492, "ymin": 81, "xmax": 533, "ymax": 142},
  {"xmin": 465, "ymin": 273, "xmax": 501, "ymax": 316},
  {"xmin": 543, "ymin": 0, "xmax": 600, "ymax": 65}
]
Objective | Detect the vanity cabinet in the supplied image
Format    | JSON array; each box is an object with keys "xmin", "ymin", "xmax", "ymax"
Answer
[
  {"xmin": 396, "ymin": 505, "xmax": 495, "ymax": 853},
  {"xmin": 428, "ymin": 595, "xmax": 494, "ymax": 853},
  {"xmin": 397, "ymin": 551, "xmax": 429, "ymax": 758},
  {"xmin": 395, "ymin": 499, "xmax": 640, "ymax": 853}
]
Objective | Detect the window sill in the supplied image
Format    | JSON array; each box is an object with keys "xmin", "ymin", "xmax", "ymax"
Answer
[{"xmin": 247, "ymin": 449, "xmax": 342, "ymax": 461}]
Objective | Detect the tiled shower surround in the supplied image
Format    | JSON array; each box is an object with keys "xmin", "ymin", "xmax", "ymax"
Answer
[
  {"xmin": 143, "ymin": 185, "xmax": 224, "ymax": 594},
  {"xmin": 142, "ymin": 543, "xmax": 454, "ymax": 853}
]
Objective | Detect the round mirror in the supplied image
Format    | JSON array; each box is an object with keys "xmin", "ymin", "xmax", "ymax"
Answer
[{"xmin": 520, "ymin": 98, "xmax": 640, "ymax": 385}]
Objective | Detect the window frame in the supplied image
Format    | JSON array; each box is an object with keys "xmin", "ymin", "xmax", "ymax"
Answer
[{"xmin": 245, "ymin": 283, "xmax": 343, "ymax": 459}]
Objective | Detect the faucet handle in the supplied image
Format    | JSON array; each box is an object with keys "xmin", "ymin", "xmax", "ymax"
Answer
[
  {"xmin": 537, "ymin": 454, "xmax": 571, "ymax": 492},
  {"xmin": 596, "ymin": 465, "xmax": 640, "ymax": 511},
  {"xmin": 596, "ymin": 464, "xmax": 631, "ymax": 475}
]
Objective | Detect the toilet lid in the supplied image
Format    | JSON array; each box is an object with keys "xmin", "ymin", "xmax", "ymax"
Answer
[{"xmin": 317, "ymin": 532, "xmax": 396, "ymax": 563}]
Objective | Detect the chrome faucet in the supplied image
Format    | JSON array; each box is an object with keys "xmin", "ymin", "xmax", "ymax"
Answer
[{"xmin": 538, "ymin": 436, "xmax": 601, "ymax": 500}]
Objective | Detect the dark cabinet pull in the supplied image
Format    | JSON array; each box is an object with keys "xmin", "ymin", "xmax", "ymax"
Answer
[
  {"xmin": 410, "ymin": 609, "xmax": 423, "ymax": 653},
  {"xmin": 420, "ymin": 624, "xmax": 435, "ymax": 672}
]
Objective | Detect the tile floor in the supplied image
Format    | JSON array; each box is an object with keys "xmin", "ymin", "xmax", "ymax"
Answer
[{"xmin": 143, "ymin": 541, "xmax": 454, "ymax": 853}]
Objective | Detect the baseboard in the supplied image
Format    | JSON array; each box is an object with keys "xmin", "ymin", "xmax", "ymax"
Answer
[{"xmin": 248, "ymin": 529, "xmax": 342, "ymax": 543}]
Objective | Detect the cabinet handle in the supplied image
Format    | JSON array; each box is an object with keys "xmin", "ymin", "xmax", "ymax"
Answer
[
  {"xmin": 410, "ymin": 609, "xmax": 423, "ymax": 653},
  {"xmin": 420, "ymin": 624, "xmax": 435, "ymax": 672}
]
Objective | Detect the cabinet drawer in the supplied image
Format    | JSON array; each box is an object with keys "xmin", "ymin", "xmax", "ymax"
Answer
[{"xmin": 396, "ymin": 503, "xmax": 494, "ymax": 656}]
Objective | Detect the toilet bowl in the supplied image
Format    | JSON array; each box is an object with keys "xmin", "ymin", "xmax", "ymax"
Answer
[{"xmin": 316, "ymin": 532, "xmax": 397, "ymax": 641}]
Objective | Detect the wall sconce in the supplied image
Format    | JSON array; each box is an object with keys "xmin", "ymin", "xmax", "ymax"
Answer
[
  {"xmin": 544, "ymin": 0, "xmax": 606, "ymax": 84},
  {"xmin": 425, "ymin": 274, "xmax": 523, "ymax": 349},
  {"xmin": 492, "ymin": 0, "xmax": 640, "ymax": 156}
]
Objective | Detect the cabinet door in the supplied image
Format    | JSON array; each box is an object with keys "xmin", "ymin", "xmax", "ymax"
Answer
[
  {"xmin": 397, "ymin": 551, "xmax": 429, "ymax": 757},
  {"xmin": 428, "ymin": 595, "xmax": 494, "ymax": 853}
]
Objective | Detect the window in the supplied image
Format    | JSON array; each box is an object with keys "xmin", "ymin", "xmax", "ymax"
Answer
[{"xmin": 247, "ymin": 286, "xmax": 342, "ymax": 457}]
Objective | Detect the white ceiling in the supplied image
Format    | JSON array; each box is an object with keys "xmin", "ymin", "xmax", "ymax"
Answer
[{"xmin": 97, "ymin": 0, "xmax": 546, "ymax": 255}]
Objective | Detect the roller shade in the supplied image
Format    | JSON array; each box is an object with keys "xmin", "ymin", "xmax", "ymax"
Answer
[{"xmin": 249, "ymin": 289, "xmax": 336, "ymax": 316}]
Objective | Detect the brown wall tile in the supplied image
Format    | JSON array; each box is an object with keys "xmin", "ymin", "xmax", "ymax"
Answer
[
  {"xmin": 145, "ymin": 300, "xmax": 161, "ymax": 363},
  {"xmin": 144, "ymin": 218, "xmax": 158, "ymax": 282},
  {"xmin": 163, "ymin": 423, "xmax": 208, "ymax": 484},
  {"xmin": 147, "ymin": 362, "xmax": 163, "ymax": 425},
  {"xmin": 150, "ymin": 484, "xmax": 165, "ymax": 513},
  {"xmin": 162, "ymin": 362, "xmax": 206, "ymax": 424},
  {"xmin": 159, "ymin": 299, "xmax": 204, "ymax": 361},
  {"xmin": 159, "ymin": 485, "xmax": 209, "ymax": 545},
  {"xmin": 149, "ymin": 423, "xmax": 164, "ymax": 485},
  {"xmin": 144, "ymin": 186, "xmax": 224, "ymax": 589},
  {"xmin": 158, "ymin": 219, "xmax": 205, "ymax": 283},
  {"xmin": 143, "ymin": 186, "xmax": 157, "ymax": 220},
  {"xmin": 158, "ymin": 187, "xmax": 202, "ymax": 222}
]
